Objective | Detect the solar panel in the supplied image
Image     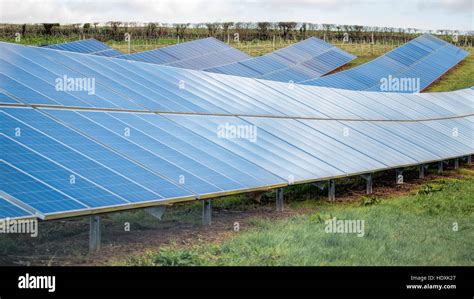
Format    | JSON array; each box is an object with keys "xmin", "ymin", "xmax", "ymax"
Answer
[
  {"xmin": 0, "ymin": 192, "xmax": 35, "ymax": 219},
  {"xmin": 205, "ymin": 37, "xmax": 356, "ymax": 82},
  {"xmin": 1, "ymin": 107, "xmax": 196, "ymax": 199},
  {"xmin": 1, "ymin": 41, "xmax": 471, "ymax": 121},
  {"xmin": 0, "ymin": 92, "xmax": 19, "ymax": 104},
  {"xmin": 0, "ymin": 41, "xmax": 472, "ymax": 222},
  {"xmin": 1, "ymin": 108, "xmax": 474, "ymax": 220},
  {"xmin": 43, "ymin": 38, "xmax": 122, "ymax": 57},
  {"xmin": 1, "ymin": 107, "xmax": 472, "ymax": 221},
  {"xmin": 302, "ymin": 34, "xmax": 469, "ymax": 92},
  {"xmin": 115, "ymin": 37, "xmax": 252, "ymax": 70}
]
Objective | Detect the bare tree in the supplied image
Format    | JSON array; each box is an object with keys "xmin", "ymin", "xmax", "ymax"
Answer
[
  {"xmin": 299, "ymin": 23, "xmax": 308, "ymax": 40},
  {"xmin": 278, "ymin": 22, "xmax": 297, "ymax": 40},
  {"xmin": 205, "ymin": 23, "xmax": 220, "ymax": 37},
  {"xmin": 174, "ymin": 23, "xmax": 189, "ymax": 38},
  {"xmin": 42, "ymin": 23, "xmax": 59, "ymax": 35},
  {"xmin": 257, "ymin": 22, "xmax": 271, "ymax": 40}
]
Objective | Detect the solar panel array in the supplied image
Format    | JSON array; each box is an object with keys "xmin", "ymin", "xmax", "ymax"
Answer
[
  {"xmin": 115, "ymin": 37, "xmax": 252, "ymax": 70},
  {"xmin": 0, "ymin": 41, "xmax": 471, "ymax": 119},
  {"xmin": 44, "ymin": 38, "xmax": 122, "ymax": 57},
  {"xmin": 302, "ymin": 34, "xmax": 469, "ymax": 92},
  {"xmin": 204, "ymin": 37, "xmax": 356, "ymax": 82},
  {"xmin": 0, "ymin": 41, "xmax": 472, "ymax": 221}
]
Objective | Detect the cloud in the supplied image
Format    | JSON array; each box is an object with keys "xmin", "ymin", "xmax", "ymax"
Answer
[
  {"xmin": 416, "ymin": 0, "xmax": 473, "ymax": 13},
  {"xmin": 0, "ymin": 0, "xmax": 471, "ymax": 30}
]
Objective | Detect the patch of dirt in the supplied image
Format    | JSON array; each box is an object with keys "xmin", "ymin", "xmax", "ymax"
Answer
[{"xmin": 2, "ymin": 164, "xmax": 471, "ymax": 266}]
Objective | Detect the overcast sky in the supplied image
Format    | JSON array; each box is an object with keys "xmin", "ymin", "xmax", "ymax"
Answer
[{"xmin": 0, "ymin": 0, "xmax": 472, "ymax": 31}]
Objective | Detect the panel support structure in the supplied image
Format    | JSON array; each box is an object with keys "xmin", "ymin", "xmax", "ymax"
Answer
[
  {"xmin": 454, "ymin": 158, "xmax": 459, "ymax": 169},
  {"xmin": 328, "ymin": 179, "xmax": 336, "ymax": 201},
  {"xmin": 146, "ymin": 206, "xmax": 166, "ymax": 220},
  {"xmin": 202, "ymin": 200, "xmax": 212, "ymax": 226},
  {"xmin": 275, "ymin": 188, "xmax": 284, "ymax": 212},
  {"xmin": 360, "ymin": 174, "xmax": 373, "ymax": 195},
  {"xmin": 438, "ymin": 161, "xmax": 444, "ymax": 174},
  {"xmin": 468, "ymin": 155, "xmax": 472, "ymax": 166},
  {"xmin": 419, "ymin": 164, "xmax": 428, "ymax": 179},
  {"xmin": 89, "ymin": 215, "xmax": 101, "ymax": 253},
  {"xmin": 396, "ymin": 169, "xmax": 404, "ymax": 185}
]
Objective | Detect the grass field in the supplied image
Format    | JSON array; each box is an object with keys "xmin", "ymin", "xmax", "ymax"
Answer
[{"xmin": 121, "ymin": 168, "xmax": 474, "ymax": 266}]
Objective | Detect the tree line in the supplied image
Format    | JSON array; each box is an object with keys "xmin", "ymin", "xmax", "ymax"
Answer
[{"xmin": 1, "ymin": 22, "xmax": 471, "ymax": 45}]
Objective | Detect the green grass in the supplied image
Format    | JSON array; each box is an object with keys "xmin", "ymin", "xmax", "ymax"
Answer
[{"xmin": 120, "ymin": 170, "xmax": 474, "ymax": 266}]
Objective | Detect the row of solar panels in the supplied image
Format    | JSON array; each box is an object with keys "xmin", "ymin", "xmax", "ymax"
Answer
[
  {"xmin": 0, "ymin": 41, "xmax": 473, "ymax": 221},
  {"xmin": 1, "ymin": 106, "xmax": 472, "ymax": 220},
  {"xmin": 303, "ymin": 34, "xmax": 469, "ymax": 91},
  {"xmin": 1, "ymin": 42, "xmax": 472, "ymax": 120},
  {"xmin": 205, "ymin": 37, "xmax": 355, "ymax": 82},
  {"xmin": 42, "ymin": 34, "xmax": 468, "ymax": 90},
  {"xmin": 44, "ymin": 38, "xmax": 122, "ymax": 57},
  {"xmin": 44, "ymin": 37, "xmax": 355, "ymax": 82},
  {"xmin": 115, "ymin": 37, "xmax": 252, "ymax": 70}
]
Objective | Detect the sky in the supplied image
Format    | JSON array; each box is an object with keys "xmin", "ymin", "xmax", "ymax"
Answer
[{"xmin": 0, "ymin": 0, "xmax": 472, "ymax": 32}]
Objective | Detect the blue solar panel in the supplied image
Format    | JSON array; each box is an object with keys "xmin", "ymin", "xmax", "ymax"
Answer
[
  {"xmin": 0, "ymin": 193, "xmax": 34, "ymax": 219},
  {"xmin": 0, "ymin": 159, "xmax": 89, "ymax": 215},
  {"xmin": 204, "ymin": 37, "xmax": 356, "ymax": 82},
  {"xmin": 0, "ymin": 92, "xmax": 19, "ymax": 104},
  {"xmin": 1, "ymin": 111, "xmax": 132, "ymax": 209},
  {"xmin": 116, "ymin": 37, "xmax": 252, "ymax": 70},
  {"xmin": 1, "ymin": 107, "xmax": 194, "ymax": 201},
  {"xmin": 303, "ymin": 34, "xmax": 469, "ymax": 92},
  {"xmin": 0, "ymin": 41, "xmax": 472, "ymax": 222},
  {"xmin": 1, "ymin": 41, "xmax": 473, "ymax": 120},
  {"xmin": 1, "ymin": 106, "xmax": 472, "ymax": 221},
  {"xmin": 44, "ymin": 39, "xmax": 122, "ymax": 57},
  {"xmin": 45, "ymin": 109, "xmax": 242, "ymax": 194}
]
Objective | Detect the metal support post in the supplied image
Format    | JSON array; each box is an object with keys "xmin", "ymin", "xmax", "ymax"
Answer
[
  {"xmin": 275, "ymin": 188, "xmax": 284, "ymax": 212},
  {"xmin": 438, "ymin": 161, "xmax": 444, "ymax": 174},
  {"xmin": 419, "ymin": 164, "xmax": 427, "ymax": 179},
  {"xmin": 328, "ymin": 179, "xmax": 336, "ymax": 201},
  {"xmin": 202, "ymin": 200, "xmax": 212, "ymax": 226},
  {"xmin": 89, "ymin": 215, "xmax": 101, "ymax": 253},
  {"xmin": 360, "ymin": 174, "xmax": 373, "ymax": 194}
]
